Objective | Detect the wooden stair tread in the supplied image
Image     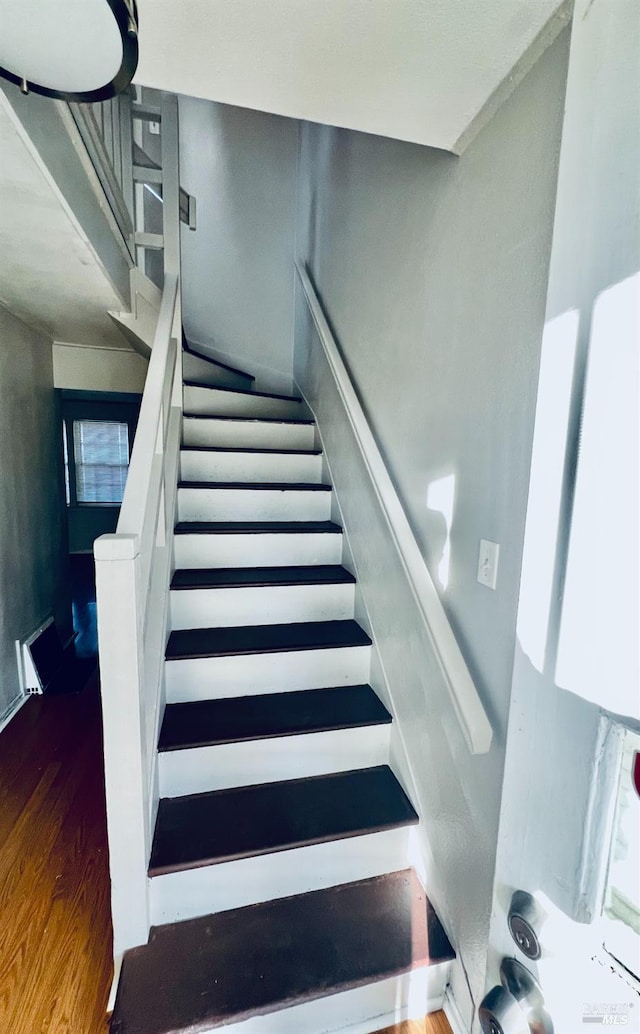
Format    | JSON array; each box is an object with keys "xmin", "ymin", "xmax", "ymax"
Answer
[
  {"xmin": 177, "ymin": 480, "xmax": 331, "ymax": 491},
  {"xmin": 170, "ymin": 564, "xmax": 355, "ymax": 590},
  {"xmin": 158, "ymin": 684, "xmax": 391, "ymax": 751},
  {"xmin": 110, "ymin": 870, "xmax": 455, "ymax": 1034},
  {"xmin": 183, "ymin": 413, "xmax": 314, "ymax": 425},
  {"xmin": 180, "ymin": 444, "xmax": 322, "ymax": 455},
  {"xmin": 165, "ymin": 619, "xmax": 371, "ymax": 661},
  {"xmin": 149, "ymin": 766, "xmax": 417, "ymax": 875},
  {"xmin": 183, "ymin": 380, "xmax": 303, "ymax": 403},
  {"xmin": 174, "ymin": 519, "xmax": 342, "ymax": 535}
]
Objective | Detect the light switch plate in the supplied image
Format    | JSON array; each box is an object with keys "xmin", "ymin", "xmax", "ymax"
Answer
[{"xmin": 478, "ymin": 539, "xmax": 500, "ymax": 589}]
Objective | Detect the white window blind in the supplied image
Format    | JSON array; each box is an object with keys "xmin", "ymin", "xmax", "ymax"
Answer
[{"xmin": 73, "ymin": 419, "xmax": 129, "ymax": 504}]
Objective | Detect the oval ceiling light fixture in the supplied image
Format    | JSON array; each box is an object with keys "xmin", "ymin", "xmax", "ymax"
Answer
[{"xmin": 0, "ymin": 0, "xmax": 138, "ymax": 102}]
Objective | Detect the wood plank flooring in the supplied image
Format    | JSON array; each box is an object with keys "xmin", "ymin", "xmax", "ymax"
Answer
[
  {"xmin": 374, "ymin": 1013, "xmax": 453, "ymax": 1034},
  {"xmin": 0, "ymin": 676, "xmax": 112, "ymax": 1033}
]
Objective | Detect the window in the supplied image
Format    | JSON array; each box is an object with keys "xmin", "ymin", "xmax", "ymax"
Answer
[{"xmin": 68, "ymin": 420, "xmax": 130, "ymax": 505}]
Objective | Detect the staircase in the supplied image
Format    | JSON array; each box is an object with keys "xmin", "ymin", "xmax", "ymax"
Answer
[{"xmin": 110, "ymin": 345, "xmax": 455, "ymax": 1034}]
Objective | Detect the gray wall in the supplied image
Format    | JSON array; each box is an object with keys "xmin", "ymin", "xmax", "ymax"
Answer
[
  {"xmin": 0, "ymin": 306, "xmax": 70, "ymax": 721},
  {"xmin": 294, "ymin": 31, "xmax": 569, "ymax": 1025},
  {"xmin": 488, "ymin": 0, "xmax": 640, "ymax": 1025},
  {"xmin": 178, "ymin": 98, "xmax": 298, "ymax": 393}
]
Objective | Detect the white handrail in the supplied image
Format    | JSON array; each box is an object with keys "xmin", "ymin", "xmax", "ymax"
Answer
[
  {"xmin": 295, "ymin": 260, "xmax": 493, "ymax": 756},
  {"xmin": 118, "ymin": 272, "xmax": 178, "ymax": 536}
]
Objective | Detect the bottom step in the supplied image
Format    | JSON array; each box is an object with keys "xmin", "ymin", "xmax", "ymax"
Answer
[{"xmin": 111, "ymin": 870, "xmax": 455, "ymax": 1034}]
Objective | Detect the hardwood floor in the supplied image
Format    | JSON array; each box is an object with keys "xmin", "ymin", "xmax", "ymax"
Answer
[
  {"xmin": 373, "ymin": 1013, "xmax": 453, "ymax": 1034},
  {"xmin": 0, "ymin": 675, "xmax": 112, "ymax": 1033}
]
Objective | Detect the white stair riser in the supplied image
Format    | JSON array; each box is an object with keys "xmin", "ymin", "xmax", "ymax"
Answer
[
  {"xmin": 170, "ymin": 582, "xmax": 355, "ymax": 630},
  {"xmin": 182, "ymin": 417, "xmax": 315, "ymax": 452},
  {"xmin": 178, "ymin": 487, "xmax": 331, "ymax": 522},
  {"xmin": 159, "ymin": 725, "xmax": 391, "ymax": 797},
  {"xmin": 184, "ymin": 384, "xmax": 305, "ymax": 420},
  {"xmin": 180, "ymin": 450, "xmax": 323, "ymax": 484},
  {"xmin": 149, "ymin": 826, "xmax": 411, "ymax": 926},
  {"xmin": 183, "ymin": 352, "xmax": 252, "ymax": 390},
  {"xmin": 190, "ymin": 967, "xmax": 450, "ymax": 1034},
  {"xmin": 173, "ymin": 532, "xmax": 343, "ymax": 569},
  {"xmin": 165, "ymin": 645, "xmax": 371, "ymax": 703}
]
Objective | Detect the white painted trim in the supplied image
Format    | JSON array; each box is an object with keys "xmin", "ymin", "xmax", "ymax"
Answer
[
  {"xmin": 295, "ymin": 262, "xmax": 492, "ymax": 756},
  {"xmin": 53, "ymin": 339, "xmax": 142, "ymax": 354},
  {"xmin": 452, "ymin": 0, "xmax": 573, "ymax": 155},
  {"xmin": 106, "ymin": 954, "xmax": 123, "ymax": 1015},
  {"xmin": 443, "ymin": 985, "xmax": 469, "ymax": 1034}
]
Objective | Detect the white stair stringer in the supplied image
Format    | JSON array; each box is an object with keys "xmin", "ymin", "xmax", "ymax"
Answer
[
  {"xmin": 170, "ymin": 580, "xmax": 356, "ymax": 629},
  {"xmin": 149, "ymin": 825, "xmax": 412, "ymax": 927},
  {"xmin": 165, "ymin": 643, "xmax": 372, "ymax": 703},
  {"xmin": 159, "ymin": 723, "xmax": 391, "ymax": 797}
]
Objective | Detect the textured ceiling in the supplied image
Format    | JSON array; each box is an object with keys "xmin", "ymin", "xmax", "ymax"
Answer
[
  {"xmin": 135, "ymin": 0, "xmax": 571, "ymax": 152},
  {"xmin": 0, "ymin": 93, "xmax": 128, "ymax": 348}
]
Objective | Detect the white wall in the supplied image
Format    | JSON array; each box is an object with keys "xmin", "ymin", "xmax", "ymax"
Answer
[
  {"xmin": 488, "ymin": 1, "xmax": 639, "ymax": 1028},
  {"xmin": 53, "ymin": 342, "xmax": 148, "ymax": 394},
  {"xmin": 294, "ymin": 31, "xmax": 569, "ymax": 1026},
  {"xmin": 0, "ymin": 306, "xmax": 70, "ymax": 722},
  {"xmin": 178, "ymin": 98, "xmax": 298, "ymax": 393}
]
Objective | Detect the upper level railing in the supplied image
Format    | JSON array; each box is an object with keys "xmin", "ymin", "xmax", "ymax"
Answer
[
  {"xmin": 65, "ymin": 88, "xmax": 194, "ymax": 294},
  {"xmin": 94, "ymin": 94, "xmax": 184, "ymax": 962},
  {"xmin": 68, "ymin": 92, "xmax": 136, "ymax": 261}
]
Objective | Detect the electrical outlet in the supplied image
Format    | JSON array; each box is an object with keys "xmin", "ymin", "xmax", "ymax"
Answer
[{"xmin": 477, "ymin": 539, "xmax": 500, "ymax": 589}]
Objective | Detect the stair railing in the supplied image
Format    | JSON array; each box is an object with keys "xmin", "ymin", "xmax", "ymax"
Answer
[
  {"xmin": 67, "ymin": 91, "xmax": 136, "ymax": 262},
  {"xmin": 296, "ymin": 261, "xmax": 492, "ymax": 756},
  {"xmin": 94, "ymin": 94, "xmax": 183, "ymax": 963}
]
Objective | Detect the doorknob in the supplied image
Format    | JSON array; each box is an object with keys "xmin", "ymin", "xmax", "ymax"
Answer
[
  {"xmin": 479, "ymin": 959, "xmax": 554, "ymax": 1034},
  {"xmin": 508, "ymin": 890, "xmax": 542, "ymax": 960},
  {"xmin": 479, "ymin": 984, "xmax": 528, "ymax": 1034}
]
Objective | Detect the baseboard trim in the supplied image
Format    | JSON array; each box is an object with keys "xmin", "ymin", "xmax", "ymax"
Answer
[
  {"xmin": 443, "ymin": 985, "xmax": 469, "ymax": 1034},
  {"xmin": 106, "ymin": 954, "xmax": 122, "ymax": 1014},
  {"xmin": 333, "ymin": 995, "xmax": 447, "ymax": 1034}
]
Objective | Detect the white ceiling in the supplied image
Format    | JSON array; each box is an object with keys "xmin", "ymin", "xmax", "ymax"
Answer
[
  {"xmin": 0, "ymin": 93, "xmax": 129, "ymax": 349},
  {"xmin": 135, "ymin": 0, "xmax": 571, "ymax": 152}
]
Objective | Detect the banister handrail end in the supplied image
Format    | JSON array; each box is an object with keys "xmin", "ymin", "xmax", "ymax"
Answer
[{"xmin": 94, "ymin": 532, "xmax": 140, "ymax": 563}]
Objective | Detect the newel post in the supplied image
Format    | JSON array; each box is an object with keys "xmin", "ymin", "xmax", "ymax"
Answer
[{"xmin": 94, "ymin": 531, "xmax": 150, "ymax": 957}]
